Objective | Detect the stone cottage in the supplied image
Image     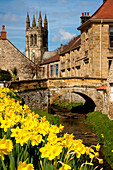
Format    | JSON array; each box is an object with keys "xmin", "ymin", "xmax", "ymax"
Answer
[{"xmin": 0, "ymin": 25, "xmax": 36, "ymax": 80}]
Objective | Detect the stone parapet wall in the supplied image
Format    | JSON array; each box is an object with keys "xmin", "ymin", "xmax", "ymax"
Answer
[{"xmin": 9, "ymin": 78, "xmax": 107, "ymax": 114}]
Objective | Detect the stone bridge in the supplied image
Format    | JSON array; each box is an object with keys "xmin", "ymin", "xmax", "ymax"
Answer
[{"xmin": 9, "ymin": 77, "xmax": 107, "ymax": 113}]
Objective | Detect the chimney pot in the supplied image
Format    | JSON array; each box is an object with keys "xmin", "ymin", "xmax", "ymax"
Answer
[
  {"xmin": 1, "ymin": 25, "xmax": 7, "ymax": 39},
  {"xmin": 87, "ymin": 12, "xmax": 89, "ymax": 16},
  {"xmin": 2, "ymin": 25, "xmax": 5, "ymax": 31},
  {"xmin": 82, "ymin": 12, "xmax": 84, "ymax": 16},
  {"xmin": 60, "ymin": 44, "xmax": 63, "ymax": 52},
  {"xmin": 85, "ymin": 12, "xmax": 86, "ymax": 16}
]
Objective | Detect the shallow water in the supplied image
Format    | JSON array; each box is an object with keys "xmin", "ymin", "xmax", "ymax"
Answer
[
  {"xmin": 51, "ymin": 105, "xmax": 113, "ymax": 170},
  {"xmin": 52, "ymin": 106, "xmax": 97, "ymax": 146}
]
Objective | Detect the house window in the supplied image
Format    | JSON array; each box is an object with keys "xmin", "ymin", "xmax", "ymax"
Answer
[
  {"xmin": 43, "ymin": 67, "xmax": 45, "ymax": 76},
  {"xmin": 56, "ymin": 64, "xmax": 58, "ymax": 75},
  {"xmin": 110, "ymin": 84, "xmax": 113, "ymax": 101},
  {"xmin": 109, "ymin": 26, "xmax": 113, "ymax": 48},
  {"xmin": 50, "ymin": 65, "xmax": 53, "ymax": 76}
]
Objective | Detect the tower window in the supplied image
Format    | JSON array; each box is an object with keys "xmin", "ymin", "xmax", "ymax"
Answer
[
  {"xmin": 43, "ymin": 34, "xmax": 46, "ymax": 47},
  {"xmin": 30, "ymin": 35, "xmax": 33, "ymax": 46},
  {"xmin": 109, "ymin": 26, "xmax": 113, "ymax": 48},
  {"xmin": 35, "ymin": 34, "xmax": 37, "ymax": 45}
]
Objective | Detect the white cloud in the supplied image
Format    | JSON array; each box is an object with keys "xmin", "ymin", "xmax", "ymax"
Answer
[
  {"xmin": 0, "ymin": 12, "xmax": 18, "ymax": 23},
  {"xmin": 52, "ymin": 29, "xmax": 76, "ymax": 43},
  {"xmin": 59, "ymin": 29, "xmax": 76, "ymax": 41}
]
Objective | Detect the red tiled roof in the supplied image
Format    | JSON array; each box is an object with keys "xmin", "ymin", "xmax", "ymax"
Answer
[
  {"xmin": 97, "ymin": 85, "xmax": 107, "ymax": 90},
  {"xmin": 40, "ymin": 54, "xmax": 60, "ymax": 65},
  {"xmin": 78, "ymin": 0, "xmax": 113, "ymax": 30},
  {"xmin": 91, "ymin": 0, "xmax": 113, "ymax": 19},
  {"xmin": 60, "ymin": 35, "xmax": 81, "ymax": 54}
]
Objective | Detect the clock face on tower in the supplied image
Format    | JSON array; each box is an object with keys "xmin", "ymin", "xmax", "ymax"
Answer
[{"xmin": 32, "ymin": 50, "xmax": 35, "ymax": 53}]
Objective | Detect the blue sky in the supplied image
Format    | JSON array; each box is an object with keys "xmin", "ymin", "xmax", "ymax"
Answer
[{"xmin": 0, "ymin": 0, "xmax": 102, "ymax": 53}]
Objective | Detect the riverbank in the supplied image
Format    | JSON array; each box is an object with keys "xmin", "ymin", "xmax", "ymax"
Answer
[
  {"xmin": 53, "ymin": 99, "xmax": 83, "ymax": 110},
  {"xmin": 31, "ymin": 108, "xmax": 60, "ymax": 126},
  {"xmin": 86, "ymin": 111, "xmax": 113, "ymax": 169},
  {"xmin": 52, "ymin": 99, "xmax": 113, "ymax": 169}
]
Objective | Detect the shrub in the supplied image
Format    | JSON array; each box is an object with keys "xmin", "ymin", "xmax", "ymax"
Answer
[{"xmin": 0, "ymin": 69, "xmax": 12, "ymax": 81}]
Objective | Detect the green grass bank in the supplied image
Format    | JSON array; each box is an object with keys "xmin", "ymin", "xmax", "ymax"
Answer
[
  {"xmin": 31, "ymin": 109, "xmax": 60, "ymax": 126},
  {"xmin": 53, "ymin": 99, "xmax": 83, "ymax": 110},
  {"xmin": 86, "ymin": 111, "xmax": 113, "ymax": 168}
]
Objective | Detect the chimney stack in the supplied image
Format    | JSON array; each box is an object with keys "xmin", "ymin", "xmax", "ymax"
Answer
[
  {"xmin": 1, "ymin": 25, "xmax": 7, "ymax": 39},
  {"xmin": 80, "ymin": 12, "xmax": 90, "ymax": 25},
  {"xmin": 60, "ymin": 44, "xmax": 63, "ymax": 52}
]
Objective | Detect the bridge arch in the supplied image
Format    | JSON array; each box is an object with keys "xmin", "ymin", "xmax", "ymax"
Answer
[{"xmin": 50, "ymin": 88, "xmax": 103, "ymax": 113}]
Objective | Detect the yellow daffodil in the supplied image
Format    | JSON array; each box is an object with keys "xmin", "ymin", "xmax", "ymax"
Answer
[
  {"xmin": 18, "ymin": 159, "xmax": 34, "ymax": 170},
  {"xmin": 59, "ymin": 164, "xmax": 71, "ymax": 170}
]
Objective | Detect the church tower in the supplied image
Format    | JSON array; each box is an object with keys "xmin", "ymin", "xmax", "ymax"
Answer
[{"xmin": 25, "ymin": 12, "xmax": 48, "ymax": 67}]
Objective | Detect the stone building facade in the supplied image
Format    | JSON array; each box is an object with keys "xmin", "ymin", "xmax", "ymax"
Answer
[
  {"xmin": 40, "ymin": 54, "xmax": 60, "ymax": 78},
  {"xmin": 59, "ymin": 0, "xmax": 113, "ymax": 79},
  {"xmin": 40, "ymin": 0, "xmax": 113, "ymax": 80},
  {"xmin": 39, "ymin": 0, "xmax": 113, "ymax": 111},
  {"xmin": 0, "ymin": 26, "xmax": 36, "ymax": 80},
  {"xmin": 25, "ymin": 12, "xmax": 48, "ymax": 66}
]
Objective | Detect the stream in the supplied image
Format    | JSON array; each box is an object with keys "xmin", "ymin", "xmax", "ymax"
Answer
[{"xmin": 51, "ymin": 105, "xmax": 112, "ymax": 170}]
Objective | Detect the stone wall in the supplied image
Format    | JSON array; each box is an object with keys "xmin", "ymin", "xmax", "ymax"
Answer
[
  {"xmin": 107, "ymin": 59, "xmax": 113, "ymax": 119},
  {"xmin": 10, "ymin": 78, "xmax": 107, "ymax": 114},
  {"xmin": 57, "ymin": 92, "xmax": 85, "ymax": 104},
  {"xmin": 19, "ymin": 88, "xmax": 49, "ymax": 112},
  {"xmin": 0, "ymin": 39, "xmax": 36, "ymax": 80}
]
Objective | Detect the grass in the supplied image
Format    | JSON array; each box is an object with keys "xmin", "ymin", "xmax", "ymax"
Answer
[
  {"xmin": 31, "ymin": 109, "xmax": 60, "ymax": 126},
  {"xmin": 53, "ymin": 99, "xmax": 83, "ymax": 110},
  {"xmin": 86, "ymin": 111, "xmax": 113, "ymax": 168}
]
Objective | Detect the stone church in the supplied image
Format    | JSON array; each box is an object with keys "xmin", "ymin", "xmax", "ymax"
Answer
[{"xmin": 25, "ymin": 12, "xmax": 48, "ymax": 65}]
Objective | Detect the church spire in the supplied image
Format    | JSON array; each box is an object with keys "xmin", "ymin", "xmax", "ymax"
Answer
[
  {"xmin": 26, "ymin": 12, "xmax": 30, "ymax": 29},
  {"xmin": 44, "ymin": 14, "xmax": 48, "ymax": 29},
  {"xmin": 32, "ymin": 15, "xmax": 36, "ymax": 27},
  {"xmin": 38, "ymin": 11, "xmax": 42, "ymax": 28}
]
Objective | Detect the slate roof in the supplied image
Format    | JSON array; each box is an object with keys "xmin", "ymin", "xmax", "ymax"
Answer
[
  {"xmin": 60, "ymin": 35, "xmax": 81, "ymax": 55},
  {"xmin": 91, "ymin": 0, "xmax": 113, "ymax": 19},
  {"xmin": 40, "ymin": 35, "xmax": 81, "ymax": 65},
  {"xmin": 78, "ymin": 0, "xmax": 113, "ymax": 30},
  {"xmin": 40, "ymin": 54, "xmax": 60, "ymax": 65}
]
